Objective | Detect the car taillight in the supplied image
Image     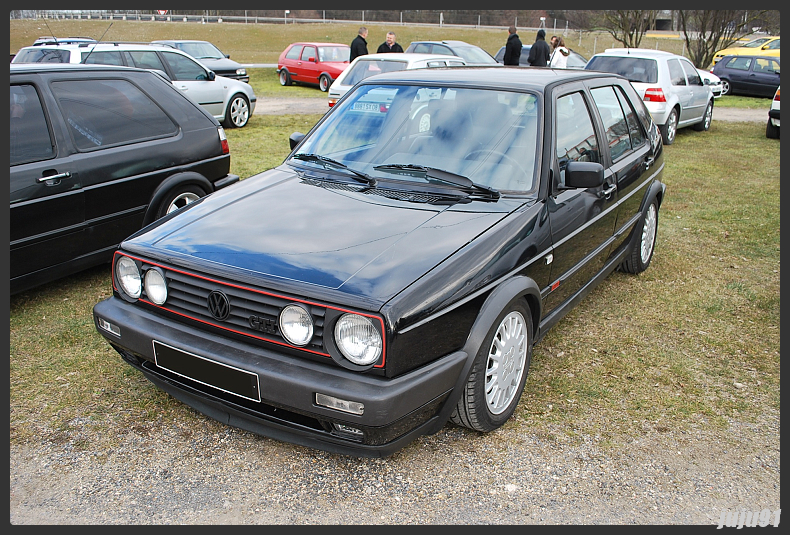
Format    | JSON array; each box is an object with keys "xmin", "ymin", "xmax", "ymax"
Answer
[
  {"xmin": 218, "ymin": 126, "xmax": 229, "ymax": 155},
  {"xmin": 774, "ymin": 89, "xmax": 780, "ymax": 101},
  {"xmin": 643, "ymin": 88, "xmax": 666, "ymax": 102},
  {"xmin": 328, "ymin": 98, "xmax": 337, "ymax": 107}
]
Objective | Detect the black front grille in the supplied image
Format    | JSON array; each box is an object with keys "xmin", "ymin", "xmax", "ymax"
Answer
[{"xmin": 144, "ymin": 262, "xmax": 327, "ymax": 355}]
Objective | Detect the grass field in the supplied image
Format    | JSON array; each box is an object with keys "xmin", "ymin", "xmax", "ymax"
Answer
[
  {"xmin": 11, "ymin": 18, "xmax": 697, "ymax": 65},
  {"xmin": 9, "ymin": 17, "xmax": 780, "ymax": 453}
]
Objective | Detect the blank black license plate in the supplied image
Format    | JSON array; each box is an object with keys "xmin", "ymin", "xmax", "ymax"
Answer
[{"xmin": 153, "ymin": 341, "xmax": 261, "ymax": 402}]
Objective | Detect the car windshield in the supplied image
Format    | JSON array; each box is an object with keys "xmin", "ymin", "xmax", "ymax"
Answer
[
  {"xmin": 317, "ymin": 46, "xmax": 350, "ymax": 62},
  {"xmin": 454, "ymin": 46, "xmax": 497, "ymax": 64},
  {"xmin": 586, "ymin": 56, "xmax": 658, "ymax": 84},
  {"xmin": 176, "ymin": 42, "xmax": 225, "ymax": 59},
  {"xmin": 742, "ymin": 38, "xmax": 772, "ymax": 48},
  {"xmin": 290, "ymin": 83, "xmax": 540, "ymax": 194},
  {"xmin": 342, "ymin": 59, "xmax": 407, "ymax": 86}
]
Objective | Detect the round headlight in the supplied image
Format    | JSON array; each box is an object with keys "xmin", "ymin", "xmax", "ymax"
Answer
[
  {"xmin": 279, "ymin": 304, "xmax": 314, "ymax": 346},
  {"xmin": 144, "ymin": 269, "xmax": 168, "ymax": 305},
  {"xmin": 334, "ymin": 314, "xmax": 382, "ymax": 366},
  {"xmin": 116, "ymin": 256, "xmax": 141, "ymax": 299}
]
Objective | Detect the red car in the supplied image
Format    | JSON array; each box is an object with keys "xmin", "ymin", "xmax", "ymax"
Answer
[{"xmin": 277, "ymin": 42, "xmax": 350, "ymax": 92}]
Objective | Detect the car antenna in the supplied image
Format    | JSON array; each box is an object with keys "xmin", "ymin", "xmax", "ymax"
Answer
[
  {"xmin": 80, "ymin": 22, "xmax": 113, "ymax": 64},
  {"xmin": 41, "ymin": 19, "xmax": 58, "ymax": 44}
]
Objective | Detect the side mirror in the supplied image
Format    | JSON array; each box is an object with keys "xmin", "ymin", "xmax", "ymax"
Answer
[
  {"xmin": 308, "ymin": 57, "xmax": 316, "ymax": 62},
  {"xmin": 289, "ymin": 132, "xmax": 305, "ymax": 150},
  {"xmin": 564, "ymin": 161, "xmax": 604, "ymax": 189},
  {"xmin": 224, "ymin": 54, "xmax": 230, "ymax": 58},
  {"xmin": 207, "ymin": 70, "xmax": 216, "ymax": 81}
]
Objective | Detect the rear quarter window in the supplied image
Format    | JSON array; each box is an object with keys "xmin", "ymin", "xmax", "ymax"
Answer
[{"xmin": 50, "ymin": 78, "xmax": 178, "ymax": 151}]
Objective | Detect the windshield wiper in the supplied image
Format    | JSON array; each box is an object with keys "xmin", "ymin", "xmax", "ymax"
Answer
[
  {"xmin": 291, "ymin": 153, "xmax": 377, "ymax": 186},
  {"xmin": 373, "ymin": 164, "xmax": 500, "ymax": 199}
]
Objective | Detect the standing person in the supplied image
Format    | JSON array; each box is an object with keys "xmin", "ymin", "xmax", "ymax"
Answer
[
  {"xmin": 550, "ymin": 35, "xmax": 570, "ymax": 69},
  {"xmin": 350, "ymin": 27, "xmax": 368, "ymax": 63},
  {"xmin": 503, "ymin": 26, "xmax": 522, "ymax": 66},
  {"xmin": 527, "ymin": 29, "xmax": 551, "ymax": 67},
  {"xmin": 377, "ymin": 32, "xmax": 404, "ymax": 53}
]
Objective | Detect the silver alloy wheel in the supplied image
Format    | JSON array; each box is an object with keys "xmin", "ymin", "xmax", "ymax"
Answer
[
  {"xmin": 485, "ymin": 310, "xmax": 528, "ymax": 415},
  {"xmin": 666, "ymin": 109, "xmax": 677, "ymax": 143},
  {"xmin": 640, "ymin": 202, "xmax": 657, "ymax": 264},
  {"xmin": 703, "ymin": 102, "xmax": 712, "ymax": 130},
  {"xmin": 721, "ymin": 79, "xmax": 731, "ymax": 95},
  {"xmin": 319, "ymin": 74, "xmax": 330, "ymax": 92},
  {"xmin": 166, "ymin": 191, "xmax": 201, "ymax": 214},
  {"xmin": 229, "ymin": 96, "xmax": 249, "ymax": 127}
]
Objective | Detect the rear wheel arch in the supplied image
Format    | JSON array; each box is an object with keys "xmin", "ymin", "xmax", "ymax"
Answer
[{"xmin": 144, "ymin": 171, "xmax": 213, "ymax": 226}]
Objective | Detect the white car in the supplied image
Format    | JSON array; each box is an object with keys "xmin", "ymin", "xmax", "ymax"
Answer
[
  {"xmin": 766, "ymin": 86, "xmax": 780, "ymax": 139},
  {"xmin": 328, "ymin": 53, "xmax": 467, "ymax": 108},
  {"xmin": 12, "ymin": 42, "xmax": 256, "ymax": 128},
  {"xmin": 585, "ymin": 48, "xmax": 714, "ymax": 144},
  {"xmin": 697, "ymin": 68, "xmax": 723, "ymax": 98}
]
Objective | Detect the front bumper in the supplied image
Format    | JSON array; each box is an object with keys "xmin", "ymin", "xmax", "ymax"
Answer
[{"xmin": 93, "ymin": 297, "xmax": 467, "ymax": 457}]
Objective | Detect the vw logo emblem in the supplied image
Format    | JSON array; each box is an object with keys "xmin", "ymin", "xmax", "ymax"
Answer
[{"xmin": 207, "ymin": 290, "xmax": 230, "ymax": 321}]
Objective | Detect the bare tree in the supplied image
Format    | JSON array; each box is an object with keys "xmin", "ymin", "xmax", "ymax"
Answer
[
  {"xmin": 677, "ymin": 10, "xmax": 769, "ymax": 68},
  {"xmin": 598, "ymin": 10, "xmax": 659, "ymax": 48}
]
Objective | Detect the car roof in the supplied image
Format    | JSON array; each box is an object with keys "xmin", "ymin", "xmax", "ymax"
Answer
[
  {"xmin": 287, "ymin": 42, "xmax": 349, "ymax": 48},
  {"xmin": 410, "ymin": 40, "xmax": 476, "ymax": 47},
  {"xmin": 719, "ymin": 54, "xmax": 780, "ymax": 61},
  {"xmin": 17, "ymin": 42, "xmax": 184, "ymax": 53},
  {"xmin": 596, "ymin": 48, "xmax": 676, "ymax": 58},
  {"xmin": 10, "ymin": 62, "xmax": 147, "ymax": 74},
  {"xmin": 358, "ymin": 65, "xmax": 614, "ymax": 90},
  {"xmin": 353, "ymin": 52, "xmax": 465, "ymax": 64}
]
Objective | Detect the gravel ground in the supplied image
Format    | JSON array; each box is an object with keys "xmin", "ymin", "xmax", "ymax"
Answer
[
  {"xmin": 10, "ymin": 100, "xmax": 776, "ymax": 526},
  {"xmin": 9, "ymin": 409, "xmax": 780, "ymax": 524}
]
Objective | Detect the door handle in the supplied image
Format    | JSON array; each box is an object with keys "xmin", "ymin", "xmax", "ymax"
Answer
[
  {"xmin": 37, "ymin": 171, "xmax": 72, "ymax": 184},
  {"xmin": 644, "ymin": 156, "xmax": 655, "ymax": 170},
  {"xmin": 602, "ymin": 183, "xmax": 617, "ymax": 198}
]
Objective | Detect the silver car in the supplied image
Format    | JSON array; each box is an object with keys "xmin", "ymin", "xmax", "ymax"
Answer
[
  {"xmin": 12, "ymin": 42, "xmax": 257, "ymax": 128},
  {"xmin": 327, "ymin": 53, "xmax": 467, "ymax": 108},
  {"xmin": 585, "ymin": 48, "xmax": 713, "ymax": 144}
]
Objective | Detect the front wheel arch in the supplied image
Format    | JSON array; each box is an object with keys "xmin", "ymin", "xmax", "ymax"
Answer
[{"xmin": 424, "ymin": 276, "xmax": 542, "ymax": 434}]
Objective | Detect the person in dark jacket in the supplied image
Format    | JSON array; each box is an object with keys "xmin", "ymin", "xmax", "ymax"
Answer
[
  {"xmin": 503, "ymin": 26, "xmax": 522, "ymax": 66},
  {"xmin": 527, "ymin": 28, "xmax": 551, "ymax": 67},
  {"xmin": 350, "ymin": 27, "xmax": 369, "ymax": 62},
  {"xmin": 377, "ymin": 32, "xmax": 404, "ymax": 53}
]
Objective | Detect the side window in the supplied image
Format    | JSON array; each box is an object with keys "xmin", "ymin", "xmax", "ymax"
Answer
[
  {"xmin": 162, "ymin": 51, "xmax": 209, "ymax": 81},
  {"xmin": 555, "ymin": 91, "xmax": 600, "ymax": 186},
  {"xmin": 127, "ymin": 50, "xmax": 167, "ymax": 72},
  {"xmin": 433, "ymin": 45, "xmax": 453, "ymax": 56},
  {"xmin": 727, "ymin": 57, "xmax": 752, "ymax": 71},
  {"xmin": 300, "ymin": 46, "xmax": 317, "ymax": 61},
  {"xmin": 754, "ymin": 58, "xmax": 778, "ymax": 73},
  {"xmin": 765, "ymin": 39, "xmax": 780, "ymax": 50},
  {"xmin": 590, "ymin": 86, "xmax": 631, "ymax": 162},
  {"xmin": 285, "ymin": 46, "xmax": 302, "ymax": 60},
  {"xmin": 412, "ymin": 43, "xmax": 432, "ymax": 54},
  {"xmin": 50, "ymin": 78, "xmax": 178, "ymax": 151},
  {"xmin": 681, "ymin": 59, "xmax": 703, "ymax": 86},
  {"xmin": 81, "ymin": 50, "xmax": 124, "ymax": 66},
  {"xmin": 668, "ymin": 59, "xmax": 686, "ymax": 86},
  {"xmin": 615, "ymin": 86, "xmax": 646, "ymax": 148},
  {"xmin": 10, "ymin": 84, "xmax": 54, "ymax": 165}
]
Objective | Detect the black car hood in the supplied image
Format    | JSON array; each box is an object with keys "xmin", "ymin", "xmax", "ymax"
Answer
[
  {"xmin": 196, "ymin": 56, "xmax": 242, "ymax": 73},
  {"xmin": 125, "ymin": 166, "xmax": 528, "ymax": 304}
]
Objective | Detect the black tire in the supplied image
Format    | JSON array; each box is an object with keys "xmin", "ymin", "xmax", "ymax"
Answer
[
  {"xmin": 222, "ymin": 94, "xmax": 250, "ymax": 129},
  {"xmin": 720, "ymin": 78, "xmax": 732, "ymax": 96},
  {"xmin": 693, "ymin": 100, "xmax": 713, "ymax": 131},
  {"xmin": 766, "ymin": 118, "xmax": 780, "ymax": 139},
  {"xmin": 659, "ymin": 107, "xmax": 678, "ymax": 145},
  {"xmin": 319, "ymin": 74, "xmax": 331, "ymax": 92},
  {"xmin": 279, "ymin": 69, "xmax": 292, "ymax": 86},
  {"xmin": 451, "ymin": 299, "xmax": 532, "ymax": 432},
  {"xmin": 156, "ymin": 184, "xmax": 206, "ymax": 219},
  {"xmin": 620, "ymin": 199, "xmax": 659, "ymax": 274}
]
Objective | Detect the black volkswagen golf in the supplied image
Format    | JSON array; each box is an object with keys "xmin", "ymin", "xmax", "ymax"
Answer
[{"xmin": 93, "ymin": 67, "xmax": 666, "ymax": 457}]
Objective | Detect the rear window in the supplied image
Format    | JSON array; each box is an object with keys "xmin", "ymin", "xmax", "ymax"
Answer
[
  {"xmin": 343, "ymin": 60, "xmax": 407, "ymax": 86},
  {"xmin": 13, "ymin": 48, "xmax": 71, "ymax": 63},
  {"xmin": 586, "ymin": 56, "xmax": 658, "ymax": 84},
  {"xmin": 50, "ymin": 78, "xmax": 178, "ymax": 151}
]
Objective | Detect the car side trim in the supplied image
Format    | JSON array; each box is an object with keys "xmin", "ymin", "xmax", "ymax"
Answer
[{"xmin": 397, "ymin": 164, "xmax": 664, "ymax": 336}]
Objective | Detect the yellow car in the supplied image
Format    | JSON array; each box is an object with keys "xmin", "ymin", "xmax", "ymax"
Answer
[{"xmin": 713, "ymin": 36, "xmax": 780, "ymax": 64}]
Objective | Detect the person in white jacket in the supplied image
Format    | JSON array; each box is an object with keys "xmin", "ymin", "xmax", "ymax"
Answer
[{"xmin": 549, "ymin": 35, "xmax": 570, "ymax": 69}]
